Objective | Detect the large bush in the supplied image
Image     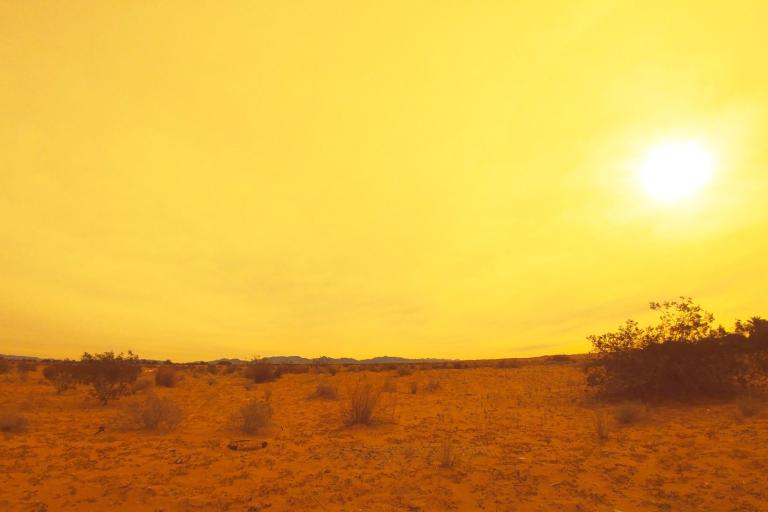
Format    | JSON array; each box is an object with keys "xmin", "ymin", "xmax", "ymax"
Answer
[
  {"xmin": 587, "ymin": 298, "xmax": 768, "ymax": 401},
  {"xmin": 79, "ymin": 351, "xmax": 142, "ymax": 405}
]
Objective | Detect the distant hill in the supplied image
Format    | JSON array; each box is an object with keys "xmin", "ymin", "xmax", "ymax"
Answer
[{"xmin": 212, "ymin": 355, "xmax": 451, "ymax": 365}]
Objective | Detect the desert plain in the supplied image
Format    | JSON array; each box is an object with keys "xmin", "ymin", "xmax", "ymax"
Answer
[{"xmin": 1, "ymin": 359, "xmax": 767, "ymax": 512}]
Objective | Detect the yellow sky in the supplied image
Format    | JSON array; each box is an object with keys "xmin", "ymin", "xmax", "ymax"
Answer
[{"xmin": 2, "ymin": 1, "xmax": 767, "ymax": 361}]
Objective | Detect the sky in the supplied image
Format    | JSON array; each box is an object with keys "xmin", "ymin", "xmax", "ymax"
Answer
[{"xmin": 1, "ymin": 1, "xmax": 767, "ymax": 361}]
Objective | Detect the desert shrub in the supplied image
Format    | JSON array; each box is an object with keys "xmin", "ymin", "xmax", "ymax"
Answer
[
  {"xmin": 121, "ymin": 395, "xmax": 183, "ymax": 431},
  {"xmin": 0, "ymin": 408, "xmax": 28, "ymax": 433},
  {"xmin": 396, "ymin": 366, "xmax": 413, "ymax": 377},
  {"xmin": 587, "ymin": 298, "xmax": 768, "ymax": 401},
  {"xmin": 614, "ymin": 402, "xmax": 645, "ymax": 425},
  {"xmin": 206, "ymin": 364, "xmax": 218, "ymax": 375},
  {"xmin": 409, "ymin": 381, "xmax": 418, "ymax": 394},
  {"xmin": 237, "ymin": 400, "xmax": 272, "ymax": 434},
  {"xmin": 244, "ymin": 359, "xmax": 282, "ymax": 383},
  {"xmin": 220, "ymin": 363, "xmax": 237, "ymax": 374},
  {"xmin": 132, "ymin": 377, "xmax": 154, "ymax": 393},
  {"xmin": 737, "ymin": 396, "xmax": 761, "ymax": 417},
  {"xmin": 16, "ymin": 360, "xmax": 36, "ymax": 380},
  {"xmin": 547, "ymin": 355, "xmax": 572, "ymax": 364},
  {"xmin": 155, "ymin": 366, "xmax": 178, "ymax": 387},
  {"xmin": 78, "ymin": 351, "xmax": 142, "ymax": 405},
  {"xmin": 425, "ymin": 379, "xmax": 441, "ymax": 392},
  {"xmin": 42, "ymin": 364, "xmax": 77, "ymax": 394},
  {"xmin": 309, "ymin": 382, "xmax": 338, "ymax": 400},
  {"xmin": 345, "ymin": 380, "xmax": 380, "ymax": 425},
  {"xmin": 0, "ymin": 358, "xmax": 10, "ymax": 374}
]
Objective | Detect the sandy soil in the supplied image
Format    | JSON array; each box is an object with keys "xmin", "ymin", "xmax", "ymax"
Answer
[{"xmin": 1, "ymin": 363, "xmax": 767, "ymax": 511}]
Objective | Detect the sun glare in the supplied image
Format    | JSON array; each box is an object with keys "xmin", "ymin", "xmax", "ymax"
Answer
[{"xmin": 638, "ymin": 140, "xmax": 714, "ymax": 203}]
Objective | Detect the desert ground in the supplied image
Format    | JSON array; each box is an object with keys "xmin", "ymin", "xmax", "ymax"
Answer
[{"xmin": 1, "ymin": 360, "xmax": 767, "ymax": 512}]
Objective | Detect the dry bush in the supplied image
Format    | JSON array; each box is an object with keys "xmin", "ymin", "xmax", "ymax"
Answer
[
  {"xmin": 0, "ymin": 408, "xmax": 28, "ymax": 433},
  {"xmin": 206, "ymin": 364, "xmax": 218, "ymax": 375},
  {"xmin": 237, "ymin": 400, "xmax": 272, "ymax": 434},
  {"xmin": 0, "ymin": 358, "xmax": 10, "ymax": 374},
  {"xmin": 309, "ymin": 382, "xmax": 338, "ymax": 400},
  {"xmin": 409, "ymin": 381, "xmax": 418, "ymax": 394},
  {"xmin": 220, "ymin": 363, "xmax": 237, "ymax": 374},
  {"xmin": 495, "ymin": 359, "xmax": 519, "ymax": 369},
  {"xmin": 79, "ymin": 351, "xmax": 142, "ymax": 405},
  {"xmin": 614, "ymin": 402, "xmax": 645, "ymax": 425},
  {"xmin": 155, "ymin": 366, "xmax": 178, "ymax": 387},
  {"xmin": 396, "ymin": 366, "xmax": 413, "ymax": 377},
  {"xmin": 593, "ymin": 410, "xmax": 608, "ymax": 442},
  {"xmin": 425, "ymin": 379, "xmax": 441, "ymax": 392},
  {"xmin": 737, "ymin": 396, "xmax": 761, "ymax": 417},
  {"xmin": 132, "ymin": 377, "xmax": 154, "ymax": 393},
  {"xmin": 42, "ymin": 364, "xmax": 77, "ymax": 394},
  {"xmin": 120, "ymin": 395, "xmax": 183, "ymax": 431},
  {"xmin": 345, "ymin": 380, "xmax": 381, "ymax": 426},
  {"xmin": 16, "ymin": 360, "xmax": 36, "ymax": 381},
  {"xmin": 244, "ymin": 359, "xmax": 282, "ymax": 383}
]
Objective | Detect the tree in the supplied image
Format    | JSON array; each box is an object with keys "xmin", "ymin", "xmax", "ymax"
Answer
[
  {"xmin": 586, "ymin": 298, "xmax": 764, "ymax": 400},
  {"xmin": 79, "ymin": 351, "xmax": 141, "ymax": 405}
]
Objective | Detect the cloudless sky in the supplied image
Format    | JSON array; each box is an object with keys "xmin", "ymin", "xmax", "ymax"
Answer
[{"xmin": 2, "ymin": 1, "xmax": 767, "ymax": 361}]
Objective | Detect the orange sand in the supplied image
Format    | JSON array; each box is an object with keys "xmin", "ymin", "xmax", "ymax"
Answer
[{"xmin": 2, "ymin": 363, "xmax": 767, "ymax": 511}]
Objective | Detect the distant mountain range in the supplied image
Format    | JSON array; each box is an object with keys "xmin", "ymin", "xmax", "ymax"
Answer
[
  {"xmin": 0, "ymin": 353, "xmax": 451, "ymax": 365},
  {"xmin": 211, "ymin": 355, "xmax": 451, "ymax": 365}
]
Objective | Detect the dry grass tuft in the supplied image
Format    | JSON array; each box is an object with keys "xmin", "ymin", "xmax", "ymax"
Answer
[
  {"xmin": 439, "ymin": 438, "xmax": 458, "ymax": 468},
  {"xmin": 593, "ymin": 410, "xmax": 608, "ymax": 442},
  {"xmin": 614, "ymin": 401, "xmax": 645, "ymax": 425},
  {"xmin": 0, "ymin": 408, "xmax": 28, "ymax": 433},
  {"xmin": 409, "ymin": 381, "xmax": 418, "ymax": 394},
  {"xmin": 309, "ymin": 382, "xmax": 338, "ymax": 400},
  {"xmin": 425, "ymin": 379, "xmax": 441, "ymax": 392},
  {"xmin": 237, "ymin": 400, "xmax": 272, "ymax": 434},
  {"xmin": 345, "ymin": 380, "xmax": 380, "ymax": 426},
  {"xmin": 120, "ymin": 395, "xmax": 183, "ymax": 431}
]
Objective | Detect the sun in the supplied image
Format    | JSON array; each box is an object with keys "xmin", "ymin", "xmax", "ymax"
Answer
[{"xmin": 637, "ymin": 140, "xmax": 714, "ymax": 203}]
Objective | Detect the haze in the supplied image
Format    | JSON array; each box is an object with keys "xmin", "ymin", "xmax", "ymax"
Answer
[{"xmin": 1, "ymin": 1, "xmax": 767, "ymax": 361}]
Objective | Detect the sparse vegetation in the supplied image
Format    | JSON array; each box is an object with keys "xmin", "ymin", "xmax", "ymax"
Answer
[
  {"xmin": 0, "ymin": 358, "xmax": 10, "ymax": 374},
  {"xmin": 79, "ymin": 351, "xmax": 142, "ymax": 405},
  {"xmin": 16, "ymin": 360, "xmax": 36, "ymax": 381},
  {"xmin": 155, "ymin": 366, "xmax": 178, "ymax": 387},
  {"xmin": 244, "ymin": 359, "xmax": 282, "ymax": 383},
  {"xmin": 309, "ymin": 382, "xmax": 338, "ymax": 400},
  {"xmin": 237, "ymin": 400, "xmax": 272, "ymax": 434},
  {"xmin": 409, "ymin": 381, "xmax": 418, "ymax": 394},
  {"xmin": 425, "ymin": 379, "xmax": 441, "ymax": 392},
  {"xmin": 396, "ymin": 365, "xmax": 413, "ymax": 376},
  {"xmin": 0, "ymin": 408, "xmax": 28, "ymax": 433},
  {"xmin": 120, "ymin": 395, "xmax": 183, "ymax": 431},
  {"xmin": 42, "ymin": 364, "xmax": 77, "ymax": 394}
]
